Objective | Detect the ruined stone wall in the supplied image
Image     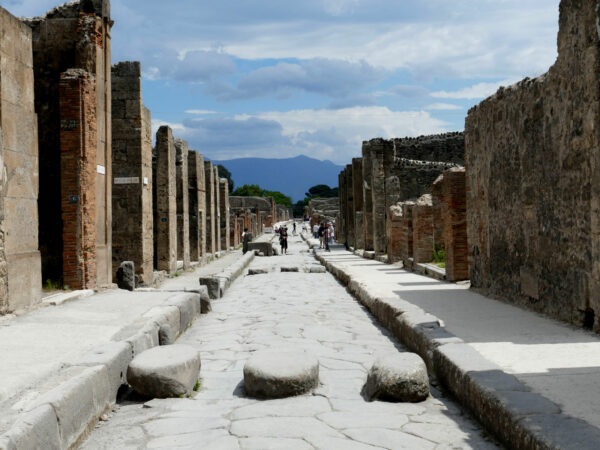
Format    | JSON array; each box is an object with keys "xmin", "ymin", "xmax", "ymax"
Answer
[
  {"xmin": 368, "ymin": 139, "xmax": 394, "ymax": 254},
  {"xmin": 412, "ymin": 195, "xmax": 434, "ymax": 263},
  {"xmin": 387, "ymin": 204, "xmax": 403, "ymax": 263},
  {"xmin": 361, "ymin": 142, "xmax": 374, "ymax": 250},
  {"xmin": 344, "ymin": 165, "xmax": 354, "ymax": 247},
  {"xmin": 352, "ymin": 158, "xmax": 364, "ymax": 249},
  {"xmin": 0, "ymin": 7, "xmax": 42, "ymax": 311},
  {"xmin": 431, "ymin": 175, "xmax": 444, "ymax": 253},
  {"xmin": 465, "ymin": 0, "xmax": 600, "ymax": 328},
  {"xmin": 399, "ymin": 202, "xmax": 416, "ymax": 262},
  {"xmin": 443, "ymin": 168, "xmax": 468, "ymax": 282},
  {"xmin": 213, "ymin": 166, "xmax": 221, "ymax": 253},
  {"xmin": 27, "ymin": 0, "xmax": 112, "ymax": 286},
  {"xmin": 204, "ymin": 161, "xmax": 216, "ymax": 255},
  {"xmin": 188, "ymin": 150, "xmax": 205, "ymax": 262},
  {"xmin": 308, "ymin": 197, "xmax": 339, "ymax": 226},
  {"xmin": 393, "ymin": 133, "xmax": 465, "ymax": 165},
  {"xmin": 111, "ymin": 61, "xmax": 153, "ymax": 285},
  {"xmin": 175, "ymin": 139, "xmax": 190, "ymax": 269},
  {"xmin": 153, "ymin": 126, "xmax": 177, "ymax": 273},
  {"xmin": 337, "ymin": 171, "xmax": 346, "ymax": 243},
  {"xmin": 219, "ymin": 179, "xmax": 230, "ymax": 250}
]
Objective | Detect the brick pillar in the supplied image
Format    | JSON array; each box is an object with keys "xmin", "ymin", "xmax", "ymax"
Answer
[
  {"xmin": 219, "ymin": 179, "xmax": 230, "ymax": 250},
  {"xmin": 175, "ymin": 139, "xmax": 190, "ymax": 269},
  {"xmin": 154, "ymin": 126, "xmax": 177, "ymax": 273},
  {"xmin": 387, "ymin": 204, "xmax": 403, "ymax": 263},
  {"xmin": 362, "ymin": 141, "xmax": 374, "ymax": 250},
  {"xmin": 352, "ymin": 158, "xmax": 364, "ymax": 249},
  {"xmin": 400, "ymin": 201, "xmax": 416, "ymax": 262},
  {"xmin": 60, "ymin": 69, "xmax": 97, "ymax": 289},
  {"xmin": 111, "ymin": 61, "xmax": 154, "ymax": 285},
  {"xmin": 443, "ymin": 168, "xmax": 469, "ymax": 281},
  {"xmin": 204, "ymin": 162, "xmax": 216, "ymax": 255},
  {"xmin": 188, "ymin": 150, "xmax": 206, "ymax": 263},
  {"xmin": 431, "ymin": 175, "xmax": 445, "ymax": 254},
  {"xmin": 412, "ymin": 195, "xmax": 434, "ymax": 263},
  {"xmin": 213, "ymin": 166, "xmax": 221, "ymax": 253}
]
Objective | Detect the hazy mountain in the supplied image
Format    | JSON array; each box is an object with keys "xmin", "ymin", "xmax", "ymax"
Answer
[{"xmin": 211, "ymin": 155, "xmax": 344, "ymax": 202}]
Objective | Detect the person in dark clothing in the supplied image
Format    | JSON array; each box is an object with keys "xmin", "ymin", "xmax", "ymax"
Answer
[
  {"xmin": 280, "ymin": 226, "xmax": 289, "ymax": 254},
  {"xmin": 318, "ymin": 223, "xmax": 325, "ymax": 249}
]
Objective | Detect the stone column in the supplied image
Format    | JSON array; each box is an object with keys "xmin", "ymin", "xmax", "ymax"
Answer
[
  {"xmin": 412, "ymin": 195, "xmax": 434, "ymax": 263},
  {"xmin": 60, "ymin": 69, "xmax": 97, "ymax": 289},
  {"xmin": 153, "ymin": 126, "xmax": 177, "ymax": 273},
  {"xmin": 337, "ymin": 170, "xmax": 346, "ymax": 243},
  {"xmin": 188, "ymin": 150, "xmax": 206, "ymax": 263},
  {"xmin": 387, "ymin": 204, "xmax": 403, "ymax": 263},
  {"xmin": 431, "ymin": 175, "xmax": 445, "ymax": 254},
  {"xmin": 400, "ymin": 201, "xmax": 416, "ymax": 263},
  {"xmin": 345, "ymin": 165, "xmax": 355, "ymax": 247},
  {"xmin": 352, "ymin": 158, "xmax": 364, "ymax": 249},
  {"xmin": 219, "ymin": 178, "xmax": 230, "ymax": 250},
  {"xmin": 0, "ymin": 9, "xmax": 42, "ymax": 311},
  {"xmin": 175, "ymin": 139, "xmax": 190, "ymax": 269},
  {"xmin": 443, "ymin": 168, "xmax": 469, "ymax": 281},
  {"xmin": 362, "ymin": 141, "xmax": 374, "ymax": 251},
  {"xmin": 213, "ymin": 166, "xmax": 221, "ymax": 253},
  {"xmin": 111, "ymin": 61, "xmax": 153, "ymax": 285},
  {"xmin": 204, "ymin": 161, "xmax": 216, "ymax": 255}
]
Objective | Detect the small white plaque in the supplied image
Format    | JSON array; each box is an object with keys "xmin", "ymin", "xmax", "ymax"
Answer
[
  {"xmin": 143, "ymin": 177, "xmax": 149, "ymax": 185},
  {"xmin": 97, "ymin": 165, "xmax": 106, "ymax": 175},
  {"xmin": 114, "ymin": 177, "xmax": 140, "ymax": 185}
]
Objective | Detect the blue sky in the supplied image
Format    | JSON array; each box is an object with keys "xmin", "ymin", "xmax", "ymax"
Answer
[{"xmin": 7, "ymin": 0, "xmax": 560, "ymax": 164}]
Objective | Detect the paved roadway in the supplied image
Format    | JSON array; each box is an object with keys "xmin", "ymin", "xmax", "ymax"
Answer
[{"xmin": 82, "ymin": 232, "xmax": 498, "ymax": 449}]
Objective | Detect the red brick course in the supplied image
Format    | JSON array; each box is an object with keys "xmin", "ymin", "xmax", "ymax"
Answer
[{"xmin": 443, "ymin": 168, "xmax": 469, "ymax": 281}]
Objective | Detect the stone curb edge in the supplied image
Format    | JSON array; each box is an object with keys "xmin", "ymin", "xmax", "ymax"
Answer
[
  {"xmin": 0, "ymin": 288, "xmax": 210, "ymax": 450},
  {"xmin": 200, "ymin": 250, "xmax": 256, "ymax": 299},
  {"xmin": 312, "ymin": 248, "xmax": 600, "ymax": 450}
]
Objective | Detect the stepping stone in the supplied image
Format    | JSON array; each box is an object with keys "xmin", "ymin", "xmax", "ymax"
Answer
[
  {"xmin": 199, "ymin": 277, "xmax": 220, "ymax": 299},
  {"xmin": 248, "ymin": 268, "xmax": 268, "ymax": 276},
  {"xmin": 281, "ymin": 267, "xmax": 299, "ymax": 272},
  {"xmin": 200, "ymin": 297, "xmax": 212, "ymax": 314},
  {"xmin": 365, "ymin": 353, "xmax": 429, "ymax": 402},
  {"xmin": 127, "ymin": 345, "xmax": 201, "ymax": 398},
  {"xmin": 116, "ymin": 261, "xmax": 135, "ymax": 291},
  {"xmin": 244, "ymin": 351, "xmax": 319, "ymax": 398},
  {"xmin": 309, "ymin": 266, "xmax": 326, "ymax": 273}
]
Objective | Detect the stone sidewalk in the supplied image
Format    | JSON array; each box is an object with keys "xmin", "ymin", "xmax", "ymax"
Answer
[
  {"xmin": 310, "ymin": 237, "xmax": 600, "ymax": 449},
  {"xmin": 0, "ymin": 245, "xmax": 259, "ymax": 447},
  {"xmin": 82, "ymin": 233, "xmax": 497, "ymax": 449}
]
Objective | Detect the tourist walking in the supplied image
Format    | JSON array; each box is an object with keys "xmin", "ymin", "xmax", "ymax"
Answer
[
  {"xmin": 318, "ymin": 223, "xmax": 325, "ymax": 248},
  {"xmin": 323, "ymin": 224, "xmax": 331, "ymax": 252},
  {"xmin": 280, "ymin": 226, "xmax": 288, "ymax": 254},
  {"xmin": 313, "ymin": 223, "xmax": 319, "ymax": 239}
]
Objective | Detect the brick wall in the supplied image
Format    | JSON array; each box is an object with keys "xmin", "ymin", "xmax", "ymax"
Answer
[
  {"xmin": 387, "ymin": 204, "xmax": 404, "ymax": 263},
  {"xmin": 412, "ymin": 195, "xmax": 434, "ymax": 263},
  {"xmin": 60, "ymin": 69, "xmax": 97, "ymax": 289},
  {"xmin": 443, "ymin": 168, "xmax": 468, "ymax": 282},
  {"xmin": 175, "ymin": 139, "xmax": 190, "ymax": 269},
  {"xmin": 399, "ymin": 202, "xmax": 415, "ymax": 262},
  {"xmin": 431, "ymin": 175, "xmax": 444, "ymax": 253}
]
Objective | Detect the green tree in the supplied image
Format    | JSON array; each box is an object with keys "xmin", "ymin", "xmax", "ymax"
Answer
[
  {"xmin": 264, "ymin": 190, "xmax": 292, "ymax": 208},
  {"xmin": 217, "ymin": 164, "xmax": 234, "ymax": 192},
  {"xmin": 231, "ymin": 184, "xmax": 264, "ymax": 197},
  {"xmin": 305, "ymin": 184, "xmax": 338, "ymax": 199}
]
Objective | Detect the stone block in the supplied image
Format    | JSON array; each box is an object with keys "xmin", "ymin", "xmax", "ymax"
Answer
[
  {"xmin": 247, "ymin": 242, "xmax": 273, "ymax": 256},
  {"xmin": 365, "ymin": 353, "xmax": 429, "ymax": 402},
  {"xmin": 159, "ymin": 324, "xmax": 175, "ymax": 345},
  {"xmin": 0, "ymin": 404, "xmax": 60, "ymax": 450},
  {"xmin": 116, "ymin": 261, "xmax": 135, "ymax": 291},
  {"xmin": 199, "ymin": 276, "xmax": 221, "ymax": 299}
]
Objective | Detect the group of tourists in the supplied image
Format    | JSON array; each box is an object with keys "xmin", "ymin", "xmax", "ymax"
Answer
[{"xmin": 312, "ymin": 222, "xmax": 334, "ymax": 251}]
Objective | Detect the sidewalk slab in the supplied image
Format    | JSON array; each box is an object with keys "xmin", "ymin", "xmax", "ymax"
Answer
[{"xmin": 308, "ymin": 236, "xmax": 600, "ymax": 449}]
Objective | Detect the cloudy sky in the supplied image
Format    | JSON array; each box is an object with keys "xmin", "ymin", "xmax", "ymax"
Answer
[{"xmin": 7, "ymin": 0, "xmax": 560, "ymax": 164}]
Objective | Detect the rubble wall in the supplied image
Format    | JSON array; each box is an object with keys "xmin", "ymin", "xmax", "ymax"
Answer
[
  {"xmin": 0, "ymin": 7, "xmax": 42, "ymax": 311},
  {"xmin": 465, "ymin": 0, "xmax": 600, "ymax": 327}
]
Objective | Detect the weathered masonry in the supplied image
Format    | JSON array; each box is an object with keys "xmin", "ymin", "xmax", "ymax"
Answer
[
  {"xmin": 153, "ymin": 126, "xmax": 177, "ymax": 274},
  {"xmin": 213, "ymin": 165, "xmax": 221, "ymax": 254},
  {"xmin": 465, "ymin": 0, "xmax": 600, "ymax": 330},
  {"xmin": 204, "ymin": 161, "xmax": 216, "ymax": 255},
  {"xmin": 27, "ymin": 0, "xmax": 113, "ymax": 289},
  {"xmin": 188, "ymin": 150, "xmax": 206, "ymax": 263},
  {"xmin": 0, "ymin": 7, "xmax": 43, "ymax": 312},
  {"xmin": 176, "ymin": 140, "xmax": 190, "ymax": 270},
  {"xmin": 219, "ymin": 179, "xmax": 230, "ymax": 251},
  {"xmin": 111, "ymin": 61, "xmax": 153, "ymax": 285}
]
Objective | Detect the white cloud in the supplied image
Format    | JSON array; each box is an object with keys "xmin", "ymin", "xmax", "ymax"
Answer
[
  {"xmin": 425, "ymin": 103, "xmax": 463, "ymax": 111},
  {"xmin": 430, "ymin": 78, "xmax": 520, "ymax": 100},
  {"xmin": 185, "ymin": 110, "xmax": 218, "ymax": 115}
]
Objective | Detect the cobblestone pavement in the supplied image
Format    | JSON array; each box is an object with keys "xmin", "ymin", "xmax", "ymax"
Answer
[{"xmin": 82, "ymin": 233, "xmax": 499, "ymax": 449}]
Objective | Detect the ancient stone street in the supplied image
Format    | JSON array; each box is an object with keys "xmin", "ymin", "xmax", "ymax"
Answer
[{"xmin": 81, "ymin": 233, "xmax": 497, "ymax": 449}]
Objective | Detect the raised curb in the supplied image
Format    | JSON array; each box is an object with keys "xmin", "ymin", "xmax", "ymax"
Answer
[
  {"xmin": 312, "ymin": 248, "xmax": 600, "ymax": 450},
  {"xmin": 0, "ymin": 289, "xmax": 207, "ymax": 450},
  {"xmin": 199, "ymin": 249, "xmax": 256, "ymax": 299},
  {"xmin": 41, "ymin": 289, "xmax": 95, "ymax": 306}
]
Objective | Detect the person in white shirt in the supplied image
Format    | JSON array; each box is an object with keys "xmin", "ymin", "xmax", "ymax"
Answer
[{"xmin": 313, "ymin": 223, "xmax": 319, "ymax": 239}]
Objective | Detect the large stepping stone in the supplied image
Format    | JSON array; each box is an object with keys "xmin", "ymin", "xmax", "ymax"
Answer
[
  {"xmin": 127, "ymin": 345, "xmax": 201, "ymax": 398},
  {"xmin": 244, "ymin": 351, "xmax": 319, "ymax": 398},
  {"xmin": 365, "ymin": 353, "xmax": 429, "ymax": 402}
]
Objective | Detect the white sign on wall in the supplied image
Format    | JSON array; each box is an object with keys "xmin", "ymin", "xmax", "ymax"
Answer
[{"xmin": 114, "ymin": 177, "xmax": 140, "ymax": 185}]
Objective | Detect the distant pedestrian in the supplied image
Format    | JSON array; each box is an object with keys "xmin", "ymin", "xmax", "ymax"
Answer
[
  {"xmin": 242, "ymin": 228, "xmax": 253, "ymax": 254},
  {"xmin": 280, "ymin": 226, "xmax": 289, "ymax": 254},
  {"xmin": 293, "ymin": 222, "xmax": 297, "ymax": 234},
  {"xmin": 324, "ymin": 224, "xmax": 331, "ymax": 252},
  {"xmin": 313, "ymin": 223, "xmax": 319, "ymax": 239},
  {"xmin": 318, "ymin": 223, "xmax": 326, "ymax": 248}
]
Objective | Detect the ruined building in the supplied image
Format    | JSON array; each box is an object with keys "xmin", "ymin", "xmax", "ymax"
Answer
[
  {"xmin": 111, "ymin": 61, "xmax": 153, "ymax": 285},
  {"xmin": 188, "ymin": 150, "xmax": 206, "ymax": 263},
  {"xmin": 27, "ymin": 0, "xmax": 113, "ymax": 289},
  {"xmin": 0, "ymin": 7, "xmax": 43, "ymax": 312},
  {"xmin": 466, "ymin": 0, "xmax": 600, "ymax": 329}
]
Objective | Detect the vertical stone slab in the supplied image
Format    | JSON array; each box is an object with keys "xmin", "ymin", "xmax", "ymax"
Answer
[
  {"xmin": 387, "ymin": 204, "xmax": 403, "ymax": 263},
  {"xmin": 59, "ymin": 69, "xmax": 97, "ymax": 290},
  {"xmin": 0, "ymin": 7, "xmax": 42, "ymax": 312},
  {"xmin": 204, "ymin": 161, "xmax": 216, "ymax": 255},
  {"xmin": 443, "ymin": 168, "xmax": 468, "ymax": 281},
  {"xmin": 362, "ymin": 141, "xmax": 374, "ymax": 251},
  {"xmin": 154, "ymin": 126, "xmax": 177, "ymax": 273},
  {"xmin": 213, "ymin": 166, "xmax": 221, "ymax": 253},
  {"xmin": 352, "ymin": 158, "xmax": 364, "ymax": 250},
  {"xmin": 431, "ymin": 175, "xmax": 445, "ymax": 254},
  {"xmin": 337, "ymin": 171, "xmax": 346, "ymax": 243},
  {"xmin": 345, "ymin": 165, "xmax": 355, "ymax": 247},
  {"xmin": 188, "ymin": 150, "xmax": 206, "ymax": 263},
  {"xmin": 175, "ymin": 139, "xmax": 190, "ymax": 269},
  {"xmin": 370, "ymin": 139, "xmax": 388, "ymax": 254},
  {"xmin": 412, "ymin": 195, "xmax": 434, "ymax": 263},
  {"xmin": 219, "ymin": 179, "xmax": 230, "ymax": 250},
  {"xmin": 111, "ymin": 61, "xmax": 153, "ymax": 285},
  {"xmin": 400, "ymin": 202, "xmax": 416, "ymax": 262}
]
